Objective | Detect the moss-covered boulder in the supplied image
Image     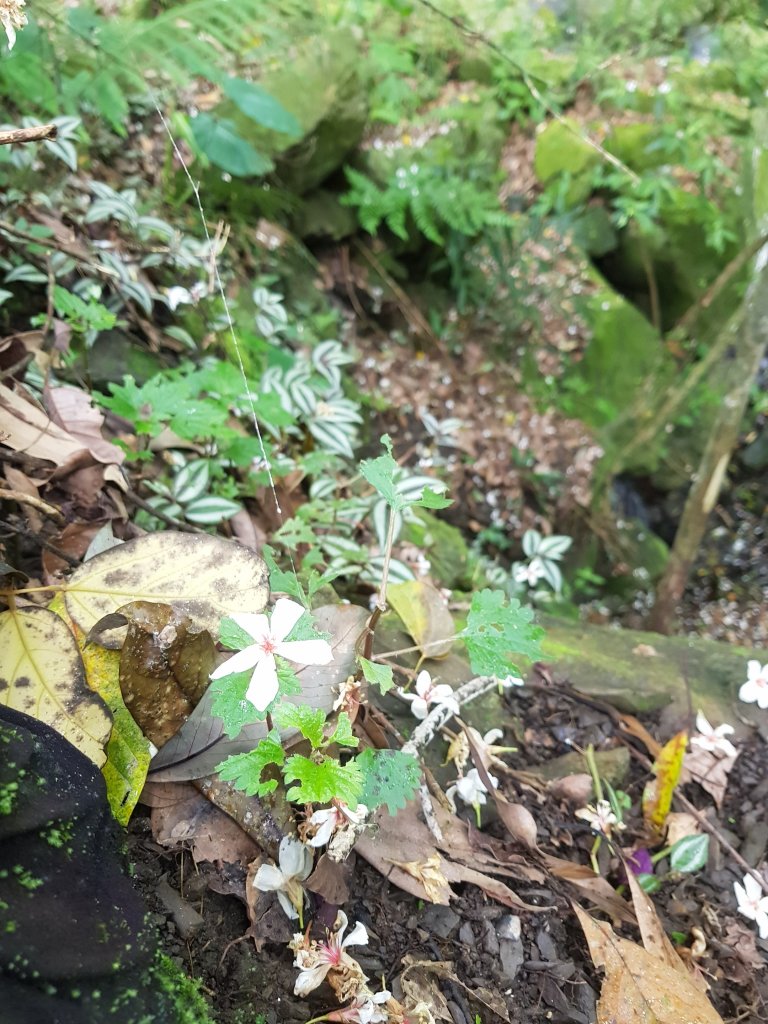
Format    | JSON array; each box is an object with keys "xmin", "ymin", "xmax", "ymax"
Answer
[{"xmin": 401, "ymin": 510, "xmax": 473, "ymax": 590}]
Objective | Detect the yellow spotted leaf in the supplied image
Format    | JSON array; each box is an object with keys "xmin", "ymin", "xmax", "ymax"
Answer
[
  {"xmin": 63, "ymin": 532, "xmax": 269, "ymax": 643},
  {"xmin": 0, "ymin": 605, "xmax": 111, "ymax": 766},
  {"xmin": 642, "ymin": 729, "xmax": 688, "ymax": 834},
  {"xmin": 51, "ymin": 596, "xmax": 150, "ymax": 824}
]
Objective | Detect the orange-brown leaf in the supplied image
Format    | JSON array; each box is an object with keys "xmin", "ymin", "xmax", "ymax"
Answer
[{"xmin": 642, "ymin": 729, "xmax": 687, "ymax": 833}]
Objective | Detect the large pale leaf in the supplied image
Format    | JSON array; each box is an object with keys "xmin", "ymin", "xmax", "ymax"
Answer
[
  {"xmin": 574, "ymin": 904, "xmax": 723, "ymax": 1024},
  {"xmin": 64, "ymin": 532, "xmax": 269, "ymax": 642},
  {"xmin": 148, "ymin": 603, "xmax": 368, "ymax": 781},
  {"xmin": 388, "ymin": 579, "xmax": 454, "ymax": 659},
  {"xmin": 51, "ymin": 596, "xmax": 150, "ymax": 824},
  {"xmin": 0, "ymin": 606, "xmax": 111, "ymax": 766}
]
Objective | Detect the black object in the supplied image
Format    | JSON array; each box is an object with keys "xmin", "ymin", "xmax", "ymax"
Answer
[{"xmin": 0, "ymin": 705, "xmax": 197, "ymax": 1024}]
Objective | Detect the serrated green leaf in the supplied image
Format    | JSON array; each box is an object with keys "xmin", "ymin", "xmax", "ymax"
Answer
[
  {"xmin": 263, "ymin": 544, "xmax": 307, "ymax": 605},
  {"xmin": 209, "ymin": 670, "xmax": 261, "ymax": 737},
  {"xmin": 416, "ymin": 487, "xmax": 452, "ymax": 509},
  {"xmin": 358, "ymin": 435, "xmax": 402, "ymax": 510},
  {"xmin": 273, "ymin": 703, "xmax": 326, "ymax": 749},
  {"xmin": 356, "ymin": 748, "xmax": 421, "ymax": 815},
  {"xmin": 461, "ymin": 589, "xmax": 543, "ymax": 677},
  {"xmin": 359, "ymin": 657, "xmax": 395, "ymax": 694},
  {"xmin": 283, "ymin": 754, "xmax": 363, "ymax": 806},
  {"xmin": 327, "ymin": 712, "xmax": 358, "ymax": 749},
  {"xmin": 215, "ymin": 730, "xmax": 285, "ymax": 797},
  {"xmin": 219, "ymin": 616, "xmax": 257, "ymax": 651}
]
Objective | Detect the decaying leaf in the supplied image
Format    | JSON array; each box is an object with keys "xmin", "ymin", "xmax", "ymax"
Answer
[
  {"xmin": 64, "ymin": 532, "xmax": 269, "ymax": 642},
  {"xmin": 108, "ymin": 601, "xmax": 216, "ymax": 749},
  {"xmin": 683, "ymin": 745, "xmax": 737, "ymax": 809},
  {"xmin": 52, "ymin": 596, "xmax": 151, "ymax": 824},
  {"xmin": 387, "ymin": 853, "xmax": 452, "ymax": 905},
  {"xmin": 148, "ymin": 604, "xmax": 368, "ymax": 781},
  {"xmin": 545, "ymin": 856, "xmax": 635, "ymax": 925},
  {"xmin": 400, "ymin": 956, "xmax": 452, "ymax": 1023},
  {"xmin": 0, "ymin": 605, "xmax": 112, "ymax": 766},
  {"xmin": 45, "ymin": 383, "xmax": 126, "ymax": 466},
  {"xmin": 642, "ymin": 730, "xmax": 687, "ymax": 834},
  {"xmin": 664, "ymin": 811, "xmax": 703, "ymax": 848},
  {"xmin": 402, "ymin": 956, "xmax": 509, "ymax": 1023},
  {"xmin": 574, "ymin": 904, "xmax": 723, "ymax": 1024},
  {"xmin": 388, "ymin": 579, "xmax": 454, "ymax": 658},
  {"xmin": 624, "ymin": 867, "xmax": 690, "ymax": 975}
]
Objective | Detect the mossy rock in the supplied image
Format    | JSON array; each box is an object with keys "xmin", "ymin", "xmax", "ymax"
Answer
[
  {"xmin": 401, "ymin": 510, "xmax": 473, "ymax": 589},
  {"xmin": 534, "ymin": 118, "xmax": 599, "ymax": 206},
  {"xmin": 604, "ymin": 123, "xmax": 666, "ymax": 174},
  {"xmin": 606, "ymin": 516, "xmax": 670, "ymax": 592},
  {"xmin": 294, "ymin": 189, "xmax": 358, "ymax": 240}
]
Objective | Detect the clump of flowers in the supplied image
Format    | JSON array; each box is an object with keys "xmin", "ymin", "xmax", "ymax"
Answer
[
  {"xmin": 398, "ymin": 669, "xmax": 459, "ymax": 720},
  {"xmin": 739, "ymin": 660, "xmax": 768, "ymax": 709},
  {"xmin": 734, "ymin": 872, "xmax": 768, "ymax": 939},
  {"xmin": 253, "ymin": 836, "xmax": 313, "ymax": 924}
]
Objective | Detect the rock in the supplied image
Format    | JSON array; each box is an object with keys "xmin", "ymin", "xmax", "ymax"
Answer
[
  {"xmin": 496, "ymin": 914, "xmax": 524, "ymax": 982},
  {"xmin": 420, "ymin": 904, "xmax": 461, "ymax": 939},
  {"xmin": 741, "ymin": 822, "xmax": 768, "ymax": 868},
  {"xmin": 458, "ymin": 923, "xmax": 476, "ymax": 946},
  {"xmin": 401, "ymin": 510, "xmax": 473, "ymax": 590},
  {"xmin": 534, "ymin": 118, "xmax": 598, "ymax": 205}
]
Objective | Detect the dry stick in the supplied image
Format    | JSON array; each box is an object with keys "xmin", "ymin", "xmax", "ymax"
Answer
[
  {"xmin": 122, "ymin": 489, "xmax": 206, "ymax": 534},
  {"xmin": 0, "ymin": 123, "xmax": 58, "ymax": 146},
  {"xmin": 0, "ymin": 486, "xmax": 65, "ymax": 521},
  {"xmin": 414, "ymin": 0, "xmax": 640, "ymax": 185},
  {"xmin": 0, "ymin": 219, "xmax": 121, "ymax": 280},
  {"xmin": 401, "ymin": 675, "xmax": 497, "ymax": 757}
]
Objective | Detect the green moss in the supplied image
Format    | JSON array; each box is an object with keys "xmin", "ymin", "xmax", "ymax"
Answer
[
  {"xmin": 401, "ymin": 510, "xmax": 472, "ymax": 589},
  {"xmin": 151, "ymin": 954, "xmax": 215, "ymax": 1024}
]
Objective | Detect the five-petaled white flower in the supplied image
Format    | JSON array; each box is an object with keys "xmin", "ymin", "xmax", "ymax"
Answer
[
  {"xmin": 575, "ymin": 799, "xmax": 625, "ymax": 837},
  {"xmin": 1, "ymin": 0, "xmax": 26, "ymax": 50},
  {"xmin": 253, "ymin": 836, "xmax": 313, "ymax": 922},
  {"xmin": 307, "ymin": 800, "xmax": 369, "ymax": 848},
  {"xmin": 399, "ymin": 670, "xmax": 459, "ymax": 720},
  {"xmin": 690, "ymin": 711, "xmax": 738, "ymax": 758},
  {"xmin": 739, "ymin": 660, "xmax": 768, "ymax": 710},
  {"xmin": 210, "ymin": 598, "xmax": 333, "ymax": 713},
  {"xmin": 734, "ymin": 873, "xmax": 768, "ymax": 939},
  {"xmin": 292, "ymin": 910, "xmax": 369, "ymax": 997},
  {"xmin": 446, "ymin": 767, "xmax": 498, "ymax": 811}
]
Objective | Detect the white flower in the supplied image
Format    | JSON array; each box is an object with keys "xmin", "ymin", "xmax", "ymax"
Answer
[
  {"xmin": 690, "ymin": 711, "xmax": 738, "ymax": 758},
  {"xmin": 734, "ymin": 873, "xmax": 768, "ymax": 939},
  {"xmin": 165, "ymin": 286, "xmax": 193, "ymax": 310},
  {"xmin": 329, "ymin": 989, "xmax": 391, "ymax": 1023},
  {"xmin": 739, "ymin": 660, "xmax": 768, "ymax": 709},
  {"xmin": 1, "ymin": 0, "xmax": 26, "ymax": 50},
  {"xmin": 446, "ymin": 767, "xmax": 498, "ymax": 810},
  {"xmin": 292, "ymin": 910, "xmax": 369, "ymax": 997},
  {"xmin": 399, "ymin": 670, "xmax": 459, "ymax": 720},
  {"xmin": 575, "ymin": 799, "xmax": 625, "ymax": 837},
  {"xmin": 307, "ymin": 801, "xmax": 369, "ymax": 848},
  {"xmin": 253, "ymin": 836, "xmax": 313, "ymax": 921},
  {"xmin": 514, "ymin": 559, "xmax": 544, "ymax": 586},
  {"xmin": 210, "ymin": 598, "xmax": 333, "ymax": 713}
]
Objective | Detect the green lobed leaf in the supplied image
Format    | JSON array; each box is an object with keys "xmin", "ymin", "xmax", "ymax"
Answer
[
  {"xmin": 461, "ymin": 589, "xmax": 544, "ymax": 678},
  {"xmin": 358, "ymin": 435, "xmax": 402, "ymax": 510},
  {"xmin": 415, "ymin": 486, "xmax": 452, "ymax": 510},
  {"xmin": 283, "ymin": 754, "xmax": 364, "ymax": 807},
  {"xmin": 359, "ymin": 657, "xmax": 395, "ymax": 694},
  {"xmin": 327, "ymin": 712, "xmax": 358, "ymax": 749},
  {"xmin": 669, "ymin": 834, "xmax": 709, "ymax": 874},
  {"xmin": 209, "ymin": 670, "xmax": 262, "ymax": 737},
  {"xmin": 215, "ymin": 730, "xmax": 285, "ymax": 797},
  {"xmin": 219, "ymin": 616, "xmax": 257, "ymax": 652},
  {"xmin": 273, "ymin": 703, "xmax": 326, "ymax": 749},
  {"xmin": 355, "ymin": 748, "xmax": 421, "ymax": 815}
]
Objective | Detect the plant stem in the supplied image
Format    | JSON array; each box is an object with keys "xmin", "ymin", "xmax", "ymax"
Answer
[{"xmin": 375, "ymin": 507, "xmax": 399, "ymax": 613}]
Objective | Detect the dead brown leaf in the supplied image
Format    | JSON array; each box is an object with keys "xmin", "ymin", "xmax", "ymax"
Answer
[
  {"xmin": 683, "ymin": 746, "xmax": 737, "ymax": 808},
  {"xmin": 386, "ymin": 853, "xmax": 452, "ymax": 905},
  {"xmin": 147, "ymin": 781, "xmax": 260, "ymax": 866},
  {"xmin": 45, "ymin": 383, "xmax": 126, "ymax": 465},
  {"xmin": 402, "ymin": 957, "xmax": 510, "ymax": 1023},
  {"xmin": 574, "ymin": 904, "xmax": 724, "ymax": 1024},
  {"xmin": 306, "ymin": 853, "xmax": 353, "ymax": 906},
  {"xmin": 545, "ymin": 856, "xmax": 635, "ymax": 925},
  {"xmin": 0, "ymin": 381, "xmax": 91, "ymax": 474}
]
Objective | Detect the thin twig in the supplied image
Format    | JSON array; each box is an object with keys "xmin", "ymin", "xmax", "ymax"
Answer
[
  {"xmin": 123, "ymin": 489, "xmax": 206, "ymax": 534},
  {"xmin": 401, "ymin": 675, "xmax": 497, "ymax": 756},
  {"xmin": 0, "ymin": 124, "xmax": 58, "ymax": 146},
  {"xmin": 0, "ymin": 486, "xmax": 65, "ymax": 521},
  {"xmin": 0, "ymin": 219, "xmax": 120, "ymax": 280}
]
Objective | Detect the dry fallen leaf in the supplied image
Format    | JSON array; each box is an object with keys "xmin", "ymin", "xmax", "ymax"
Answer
[
  {"xmin": 683, "ymin": 745, "xmax": 737, "ymax": 808},
  {"xmin": 643, "ymin": 730, "xmax": 687, "ymax": 834},
  {"xmin": 574, "ymin": 904, "xmax": 724, "ymax": 1024},
  {"xmin": 665, "ymin": 811, "xmax": 703, "ymax": 848},
  {"xmin": 387, "ymin": 853, "xmax": 452, "ymax": 905},
  {"xmin": 45, "ymin": 383, "xmax": 126, "ymax": 466},
  {"xmin": 388, "ymin": 579, "xmax": 455, "ymax": 659}
]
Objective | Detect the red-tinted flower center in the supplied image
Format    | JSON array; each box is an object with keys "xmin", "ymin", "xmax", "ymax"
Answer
[{"xmin": 259, "ymin": 636, "xmax": 278, "ymax": 655}]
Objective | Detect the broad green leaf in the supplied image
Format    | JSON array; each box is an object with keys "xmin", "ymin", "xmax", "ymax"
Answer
[
  {"xmin": 416, "ymin": 487, "xmax": 452, "ymax": 509},
  {"xmin": 215, "ymin": 731, "xmax": 285, "ymax": 797},
  {"xmin": 359, "ymin": 657, "xmax": 395, "ymax": 694},
  {"xmin": 222, "ymin": 77, "xmax": 301, "ymax": 135},
  {"xmin": 388, "ymin": 579, "xmax": 454, "ymax": 659},
  {"xmin": 669, "ymin": 834, "xmax": 709, "ymax": 873},
  {"xmin": 209, "ymin": 671, "xmax": 261, "ymax": 737},
  {"xmin": 326, "ymin": 712, "xmax": 358, "ymax": 749},
  {"xmin": 63, "ymin": 533, "xmax": 269, "ymax": 641},
  {"xmin": 184, "ymin": 495, "xmax": 242, "ymax": 524},
  {"xmin": 283, "ymin": 754, "xmax": 364, "ymax": 806},
  {"xmin": 637, "ymin": 873, "xmax": 662, "ymax": 893},
  {"xmin": 190, "ymin": 113, "xmax": 273, "ymax": 177},
  {"xmin": 262, "ymin": 544, "xmax": 307, "ymax": 605},
  {"xmin": 0, "ymin": 604, "xmax": 111, "ymax": 768},
  {"xmin": 273, "ymin": 703, "xmax": 326, "ymax": 749},
  {"xmin": 219, "ymin": 616, "xmax": 258, "ymax": 652},
  {"xmin": 52, "ymin": 597, "xmax": 150, "ymax": 824},
  {"xmin": 461, "ymin": 590, "xmax": 543, "ymax": 678},
  {"xmin": 356, "ymin": 748, "xmax": 421, "ymax": 815},
  {"xmin": 642, "ymin": 730, "xmax": 688, "ymax": 834},
  {"xmin": 359, "ymin": 434, "xmax": 401, "ymax": 510}
]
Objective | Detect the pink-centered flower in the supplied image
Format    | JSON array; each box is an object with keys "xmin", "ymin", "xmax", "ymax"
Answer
[
  {"xmin": 307, "ymin": 801, "xmax": 369, "ymax": 848},
  {"xmin": 690, "ymin": 711, "xmax": 738, "ymax": 758},
  {"xmin": 734, "ymin": 873, "xmax": 768, "ymax": 939},
  {"xmin": 575, "ymin": 799, "xmax": 625, "ymax": 838},
  {"xmin": 739, "ymin": 660, "xmax": 768, "ymax": 710},
  {"xmin": 325, "ymin": 989, "xmax": 392, "ymax": 1023},
  {"xmin": 210, "ymin": 598, "xmax": 333, "ymax": 713},
  {"xmin": 399, "ymin": 670, "xmax": 459, "ymax": 720},
  {"xmin": 292, "ymin": 910, "xmax": 369, "ymax": 997}
]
